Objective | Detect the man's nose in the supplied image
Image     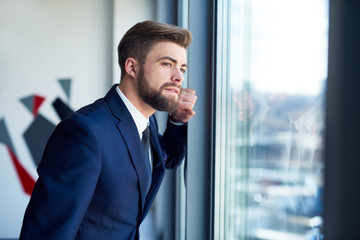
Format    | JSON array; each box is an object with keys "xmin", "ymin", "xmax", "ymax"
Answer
[{"xmin": 171, "ymin": 68, "xmax": 184, "ymax": 84}]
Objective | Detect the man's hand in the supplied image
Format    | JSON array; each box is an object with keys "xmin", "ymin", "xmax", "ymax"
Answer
[{"xmin": 170, "ymin": 88, "xmax": 198, "ymax": 123}]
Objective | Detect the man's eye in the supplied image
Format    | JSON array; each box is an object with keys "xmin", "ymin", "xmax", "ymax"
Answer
[
  {"xmin": 180, "ymin": 68, "xmax": 186, "ymax": 74},
  {"xmin": 163, "ymin": 62, "xmax": 171, "ymax": 67}
]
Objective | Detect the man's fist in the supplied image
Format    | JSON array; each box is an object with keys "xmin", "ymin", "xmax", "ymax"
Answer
[{"xmin": 170, "ymin": 88, "xmax": 198, "ymax": 123}]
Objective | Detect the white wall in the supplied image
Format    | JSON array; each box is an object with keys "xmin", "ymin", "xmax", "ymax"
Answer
[
  {"xmin": 112, "ymin": 0, "xmax": 156, "ymax": 83},
  {"xmin": 0, "ymin": 0, "xmax": 113, "ymax": 237}
]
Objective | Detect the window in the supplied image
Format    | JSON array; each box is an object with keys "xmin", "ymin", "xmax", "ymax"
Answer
[{"xmin": 214, "ymin": 0, "xmax": 329, "ymax": 239}]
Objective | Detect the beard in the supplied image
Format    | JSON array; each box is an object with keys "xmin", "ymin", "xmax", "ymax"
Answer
[{"xmin": 137, "ymin": 66, "xmax": 181, "ymax": 112}]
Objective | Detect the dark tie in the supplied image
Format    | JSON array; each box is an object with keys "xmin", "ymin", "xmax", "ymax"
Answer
[{"xmin": 141, "ymin": 126, "xmax": 152, "ymax": 186}]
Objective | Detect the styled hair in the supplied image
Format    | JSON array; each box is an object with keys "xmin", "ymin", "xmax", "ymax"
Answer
[{"xmin": 117, "ymin": 20, "xmax": 192, "ymax": 79}]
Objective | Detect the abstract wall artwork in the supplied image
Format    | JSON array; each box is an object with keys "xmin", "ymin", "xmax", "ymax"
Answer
[{"xmin": 0, "ymin": 78, "xmax": 74, "ymax": 196}]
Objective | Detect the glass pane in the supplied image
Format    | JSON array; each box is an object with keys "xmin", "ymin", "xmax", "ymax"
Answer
[{"xmin": 215, "ymin": 0, "xmax": 329, "ymax": 239}]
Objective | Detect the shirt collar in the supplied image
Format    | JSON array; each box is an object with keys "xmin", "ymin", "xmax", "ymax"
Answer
[{"xmin": 116, "ymin": 86, "xmax": 149, "ymax": 136}]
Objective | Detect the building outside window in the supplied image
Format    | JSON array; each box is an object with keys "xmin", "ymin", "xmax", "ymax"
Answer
[{"xmin": 214, "ymin": 0, "xmax": 329, "ymax": 239}]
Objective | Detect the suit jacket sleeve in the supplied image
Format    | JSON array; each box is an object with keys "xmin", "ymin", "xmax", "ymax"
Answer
[
  {"xmin": 19, "ymin": 116, "xmax": 102, "ymax": 240},
  {"xmin": 160, "ymin": 117, "xmax": 187, "ymax": 169}
]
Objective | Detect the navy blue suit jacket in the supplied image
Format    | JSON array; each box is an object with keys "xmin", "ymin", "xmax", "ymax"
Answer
[{"xmin": 19, "ymin": 85, "xmax": 187, "ymax": 240}]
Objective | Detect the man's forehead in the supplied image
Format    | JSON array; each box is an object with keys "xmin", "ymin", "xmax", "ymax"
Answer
[{"xmin": 148, "ymin": 41, "xmax": 187, "ymax": 63}]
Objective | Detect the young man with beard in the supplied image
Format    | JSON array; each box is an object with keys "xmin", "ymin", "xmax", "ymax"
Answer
[{"xmin": 19, "ymin": 21, "xmax": 197, "ymax": 240}]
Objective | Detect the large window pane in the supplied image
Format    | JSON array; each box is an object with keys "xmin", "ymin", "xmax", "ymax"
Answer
[{"xmin": 214, "ymin": 0, "xmax": 329, "ymax": 239}]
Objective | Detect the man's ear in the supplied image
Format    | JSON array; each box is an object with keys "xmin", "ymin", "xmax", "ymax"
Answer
[{"xmin": 124, "ymin": 58, "xmax": 138, "ymax": 78}]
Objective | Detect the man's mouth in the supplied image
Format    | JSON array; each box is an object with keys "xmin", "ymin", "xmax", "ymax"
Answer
[{"xmin": 164, "ymin": 87, "xmax": 180, "ymax": 95}]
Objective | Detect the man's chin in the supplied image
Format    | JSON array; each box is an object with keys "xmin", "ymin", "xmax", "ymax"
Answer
[{"xmin": 156, "ymin": 95, "xmax": 178, "ymax": 112}]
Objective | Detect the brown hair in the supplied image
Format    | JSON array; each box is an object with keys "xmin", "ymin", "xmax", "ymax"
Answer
[{"xmin": 117, "ymin": 20, "xmax": 192, "ymax": 79}]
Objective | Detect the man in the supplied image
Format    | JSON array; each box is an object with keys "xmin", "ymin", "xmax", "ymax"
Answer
[{"xmin": 19, "ymin": 21, "xmax": 197, "ymax": 240}]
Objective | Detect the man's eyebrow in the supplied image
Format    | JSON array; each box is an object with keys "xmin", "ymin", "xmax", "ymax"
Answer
[{"xmin": 157, "ymin": 56, "xmax": 188, "ymax": 68}]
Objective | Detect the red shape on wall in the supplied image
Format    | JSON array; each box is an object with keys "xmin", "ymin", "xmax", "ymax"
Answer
[
  {"xmin": 33, "ymin": 95, "xmax": 46, "ymax": 117},
  {"xmin": 7, "ymin": 146, "xmax": 36, "ymax": 195}
]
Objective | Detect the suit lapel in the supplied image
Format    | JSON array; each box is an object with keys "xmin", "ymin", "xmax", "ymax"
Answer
[
  {"xmin": 105, "ymin": 85, "xmax": 152, "ymax": 212},
  {"xmin": 117, "ymin": 119, "xmax": 152, "ymax": 209}
]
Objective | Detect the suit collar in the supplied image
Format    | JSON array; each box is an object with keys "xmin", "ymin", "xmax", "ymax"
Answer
[
  {"xmin": 104, "ymin": 84, "xmax": 130, "ymax": 121},
  {"xmin": 115, "ymin": 86, "xmax": 148, "ymax": 135}
]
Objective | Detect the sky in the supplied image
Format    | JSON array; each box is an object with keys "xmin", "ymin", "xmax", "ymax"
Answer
[{"xmin": 229, "ymin": 0, "xmax": 329, "ymax": 96}]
